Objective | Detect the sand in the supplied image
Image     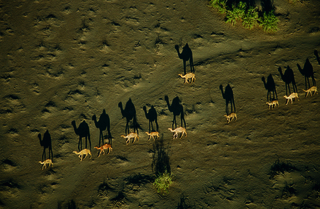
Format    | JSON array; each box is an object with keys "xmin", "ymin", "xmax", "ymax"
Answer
[{"xmin": 1, "ymin": 0, "xmax": 320, "ymax": 208}]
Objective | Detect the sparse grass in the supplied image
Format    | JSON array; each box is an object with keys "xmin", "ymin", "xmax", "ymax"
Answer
[
  {"xmin": 259, "ymin": 10, "xmax": 278, "ymax": 32},
  {"xmin": 153, "ymin": 171, "xmax": 173, "ymax": 194},
  {"xmin": 209, "ymin": 0, "xmax": 278, "ymax": 32}
]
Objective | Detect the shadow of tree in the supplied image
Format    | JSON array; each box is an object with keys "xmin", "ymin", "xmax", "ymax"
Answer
[{"xmin": 151, "ymin": 135, "xmax": 171, "ymax": 175}]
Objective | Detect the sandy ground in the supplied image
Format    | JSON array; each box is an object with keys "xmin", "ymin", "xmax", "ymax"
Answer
[{"xmin": 1, "ymin": 0, "xmax": 320, "ymax": 208}]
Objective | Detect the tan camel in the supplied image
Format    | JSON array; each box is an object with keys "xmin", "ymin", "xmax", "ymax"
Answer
[
  {"xmin": 39, "ymin": 159, "xmax": 53, "ymax": 170},
  {"xmin": 168, "ymin": 127, "xmax": 187, "ymax": 139},
  {"xmin": 224, "ymin": 113, "xmax": 237, "ymax": 123},
  {"xmin": 121, "ymin": 132, "xmax": 139, "ymax": 145},
  {"xmin": 303, "ymin": 86, "xmax": 318, "ymax": 97},
  {"xmin": 178, "ymin": 73, "xmax": 196, "ymax": 83},
  {"xmin": 94, "ymin": 144, "xmax": 112, "ymax": 157},
  {"xmin": 266, "ymin": 100, "xmax": 279, "ymax": 109},
  {"xmin": 73, "ymin": 149, "xmax": 92, "ymax": 161},
  {"xmin": 145, "ymin": 131, "xmax": 160, "ymax": 141},
  {"xmin": 284, "ymin": 92, "xmax": 299, "ymax": 105}
]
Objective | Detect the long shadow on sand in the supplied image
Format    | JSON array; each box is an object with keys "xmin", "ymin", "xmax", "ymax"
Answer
[
  {"xmin": 297, "ymin": 58, "xmax": 316, "ymax": 90},
  {"xmin": 315, "ymin": 50, "xmax": 320, "ymax": 65},
  {"xmin": 262, "ymin": 74, "xmax": 278, "ymax": 101},
  {"xmin": 278, "ymin": 66, "xmax": 297, "ymax": 95},
  {"xmin": 219, "ymin": 84, "xmax": 235, "ymax": 115},
  {"xmin": 164, "ymin": 95, "xmax": 186, "ymax": 129},
  {"xmin": 71, "ymin": 120, "xmax": 91, "ymax": 151},
  {"xmin": 151, "ymin": 134, "xmax": 171, "ymax": 175},
  {"xmin": 38, "ymin": 130, "xmax": 53, "ymax": 161},
  {"xmin": 143, "ymin": 105, "xmax": 159, "ymax": 133},
  {"xmin": 175, "ymin": 43, "xmax": 195, "ymax": 75},
  {"xmin": 92, "ymin": 109, "xmax": 112, "ymax": 146},
  {"xmin": 118, "ymin": 98, "xmax": 141, "ymax": 135}
]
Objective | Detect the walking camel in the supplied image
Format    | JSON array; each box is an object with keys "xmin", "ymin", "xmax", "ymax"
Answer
[
  {"xmin": 92, "ymin": 109, "xmax": 112, "ymax": 146},
  {"xmin": 143, "ymin": 105, "xmax": 159, "ymax": 132},
  {"xmin": 219, "ymin": 84, "xmax": 236, "ymax": 115},
  {"xmin": 38, "ymin": 130, "xmax": 53, "ymax": 161},
  {"xmin": 164, "ymin": 95, "xmax": 186, "ymax": 129},
  {"xmin": 262, "ymin": 74, "xmax": 277, "ymax": 101},
  {"xmin": 175, "ymin": 43, "xmax": 194, "ymax": 75},
  {"xmin": 278, "ymin": 66, "xmax": 297, "ymax": 95},
  {"xmin": 71, "ymin": 120, "xmax": 91, "ymax": 151}
]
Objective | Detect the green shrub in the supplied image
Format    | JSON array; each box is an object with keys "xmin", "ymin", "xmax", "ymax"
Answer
[
  {"xmin": 242, "ymin": 7, "xmax": 259, "ymax": 29},
  {"xmin": 226, "ymin": 2, "xmax": 246, "ymax": 26},
  {"xmin": 153, "ymin": 171, "xmax": 173, "ymax": 194},
  {"xmin": 259, "ymin": 10, "xmax": 278, "ymax": 32},
  {"xmin": 209, "ymin": 0, "xmax": 226, "ymax": 14}
]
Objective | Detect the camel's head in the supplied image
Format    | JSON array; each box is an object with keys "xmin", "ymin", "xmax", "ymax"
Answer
[
  {"xmin": 143, "ymin": 106, "xmax": 147, "ymax": 111},
  {"xmin": 92, "ymin": 114, "xmax": 96, "ymax": 121},
  {"xmin": 174, "ymin": 45, "xmax": 179, "ymax": 51},
  {"xmin": 164, "ymin": 95, "xmax": 169, "ymax": 102},
  {"xmin": 168, "ymin": 128, "xmax": 172, "ymax": 131},
  {"xmin": 94, "ymin": 146, "xmax": 100, "ymax": 150},
  {"xmin": 118, "ymin": 102, "xmax": 122, "ymax": 108}
]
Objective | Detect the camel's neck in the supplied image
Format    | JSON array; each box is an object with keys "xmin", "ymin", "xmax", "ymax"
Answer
[
  {"xmin": 143, "ymin": 109, "xmax": 149, "ymax": 119},
  {"xmin": 72, "ymin": 123, "xmax": 78, "ymax": 135},
  {"xmin": 165, "ymin": 99, "xmax": 172, "ymax": 111},
  {"xmin": 38, "ymin": 134, "xmax": 43, "ymax": 146}
]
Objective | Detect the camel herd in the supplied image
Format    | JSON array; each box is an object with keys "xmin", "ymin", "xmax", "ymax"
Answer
[{"xmin": 39, "ymin": 45, "xmax": 318, "ymax": 169}]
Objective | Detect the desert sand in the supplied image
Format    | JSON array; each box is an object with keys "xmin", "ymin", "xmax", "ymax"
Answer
[{"xmin": 1, "ymin": 0, "xmax": 320, "ymax": 208}]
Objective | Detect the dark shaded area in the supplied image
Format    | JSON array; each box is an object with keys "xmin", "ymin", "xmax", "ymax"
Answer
[
  {"xmin": 164, "ymin": 95, "xmax": 186, "ymax": 129},
  {"xmin": 124, "ymin": 173, "xmax": 154, "ymax": 186},
  {"xmin": 262, "ymin": 74, "xmax": 277, "ymax": 101},
  {"xmin": 175, "ymin": 43, "xmax": 194, "ymax": 75},
  {"xmin": 143, "ymin": 105, "xmax": 159, "ymax": 132},
  {"xmin": 58, "ymin": 199, "xmax": 77, "ymax": 209},
  {"xmin": 151, "ymin": 135, "xmax": 171, "ymax": 175},
  {"xmin": 278, "ymin": 66, "xmax": 297, "ymax": 95},
  {"xmin": 268, "ymin": 159, "xmax": 299, "ymax": 179},
  {"xmin": 219, "ymin": 84, "xmax": 236, "ymax": 115},
  {"xmin": 177, "ymin": 195, "xmax": 192, "ymax": 209},
  {"xmin": 2, "ymin": 159, "xmax": 16, "ymax": 167},
  {"xmin": 98, "ymin": 180, "xmax": 115, "ymax": 197},
  {"xmin": 38, "ymin": 130, "xmax": 53, "ymax": 161},
  {"xmin": 111, "ymin": 191, "xmax": 127, "ymax": 204},
  {"xmin": 92, "ymin": 109, "xmax": 112, "ymax": 146},
  {"xmin": 0, "ymin": 179, "xmax": 21, "ymax": 189},
  {"xmin": 118, "ymin": 98, "xmax": 141, "ymax": 134},
  {"xmin": 71, "ymin": 120, "xmax": 91, "ymax": 151},
  {"xmin": 281, "ymin": 182, "xmax": 296, "ymax": 199},
  {"xmin": 297, "ymin": 58, "xmax": 316, "ymax": 89},
  {"xmin": 315, "ymin": 50, "xmax": 320, "ymax": 65}
]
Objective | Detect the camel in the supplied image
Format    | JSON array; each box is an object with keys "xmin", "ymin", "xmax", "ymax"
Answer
[
  {"xmin": 262, "ymin": 74, "xmax": 277, "ymax": 101},
  {"xmin": 118, "ymin": 98, "xmax": 139, "ymax": 134},
  {"xmin": 266, "ymin": 100, "xmax": 279, "ymax": 109},
  {"xmin": 303, "ymin": 86, "xmax": 318, "ymax": 97},
  {"xmin": 143, "ymin": 105, "xmax": 159, "ymax": 132},
  {"xmin": 145, "ymin": 131, "xmax": 160, "ymax": 141},
  {"xmin": 224, "ymin": 113, "xmax": 237, "ymax": 123},
  {"xmin": 219, "ymin": 84, "xmax": 236, "ymax": 115},
  {"xmin": 278, "ymin": 66, "xmax": 297, "ymax": 95},
  {"xmin": 164, "ymin": 95, "xmax": 186, "ymax": 129},
  {"xmin": 94, "ymin": 143, "xmax": 112, "ymax": 157},
  {"xmin": 73, "ymin": 149, "xmax": 92, "ymax": 161},
  {"xmin": 178, "ymin": 73, "xmax": 196, "ymax": 83},
  {"xmin": 168, "ymin": 127, "xmax": 187, "ymax": 139},
  {"xmin": 175, "ymin": 43, "xmax": 194, "ymax": 75},
  {"xmin": 121, "ymin": 132, "xmax": 139, "ymax": 145},
  {"xmin": 92, "ymin": 109, "xmax": 111, "ymax": 146},
  {"xmin": 297, "ymin": 58, "xmax": 316, "ymax": 89},
  {"xmin": 38, "ymin": 130, "xmax": 53, "ymax": 161},
  {"xmin": 72, "ymin": 120, "xmax": 91, "ymax": 151},
  {"xmin": 284, "ymin": 92, "xmax": 299, "ymax": 105},
  {"xmin": 39, "ymin": 159, "xmax": 53, "ymax": 170}
]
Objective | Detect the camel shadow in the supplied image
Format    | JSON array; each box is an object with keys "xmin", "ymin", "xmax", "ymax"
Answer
[
  {"xmin": 71, "ymin": 120, "xmax": 91, "ymax": 151},
  {"xmin": 151, "ymin": 134, "xmax": 171, "ymax": 175},
  {"xmin": 315, "ymin": 50, "xmax": 320, "ymax": 65},
  {"xmin": 164, "ymin": 95, "xmax": 186, "ymax": 129},
  {"xmin": 143, "ymin": 105, "xmax": 159, "ymax": 133},
  {"xmin": 175, "ymin": 43, "xmax": 194, "ymax": 75},
  {"xmin": 297, "ymin": 58, "xmax": 316, "ymax": 90},
  {"xmin": 219, "ymin": 84, "xmax": 236, "ymax": 115},
  {"xmin": 38, "ymin": 130, "xmax": 53, "ymax": 161},
  {"xmin": 262, "ymin": 74, "xmax": 278, "ymax": 101},
  {"xmin": 92, "ymin": 109, "xmax": 112, "ymax": 146},
  {"xmin": 278, "ymin": 66, "xmax": 297, "ymax": 95},
  {"xmin": 118, "ymin": 98, "xmax": 141, "ymax": 135}
]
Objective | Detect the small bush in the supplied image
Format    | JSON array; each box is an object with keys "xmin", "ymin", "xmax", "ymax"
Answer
[
  {"xmin": 242, "ymin": 7, "xmax": 259, "ymax": 29},
  {"xmin": 226, "ymin": 2, "xmax": 246, "ymax": 26},
  {"xmin": 210, "ymin": 0, "xmax": 226, "ymax": 14},
  {"xmin": 259, "ymin": 10, "xmax": 278, "ymax": 32},
  {"xmin": 153, "ymin": 171, "xmax": 173, "ymax": 194}
]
